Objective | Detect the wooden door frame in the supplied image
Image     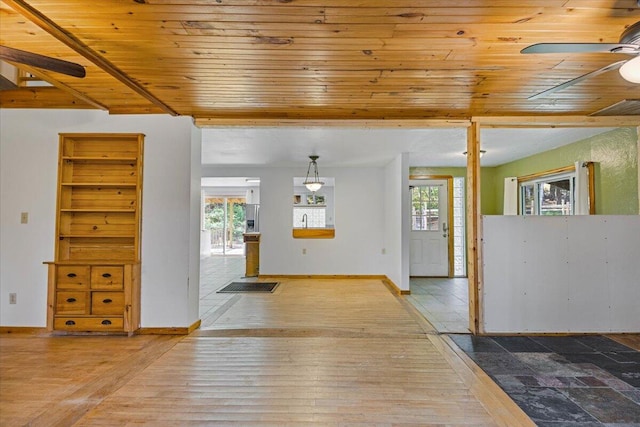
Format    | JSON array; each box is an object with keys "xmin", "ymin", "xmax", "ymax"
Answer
[{"xmin": 408, "ymin": 175, "xmax": 455, "ymax": 278}]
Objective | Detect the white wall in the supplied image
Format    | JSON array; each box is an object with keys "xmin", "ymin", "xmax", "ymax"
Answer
[
  {"xmin": 0, "ymin": 109, "xmax": 199, "ymax": 328},
  {"xmin": 383, "ymin": 153, "xmax": 410, "ymax": 290},
  {"xmin": 188, "ymin": 125, "xmax": 202, "ymax": 327},
  {"xmin": 483, "ymin": 215, "xmax": 640, "ymax": 333},
  {"xmin": 202, "ymin": 165, "xmax": 389, "ymax": 276}
]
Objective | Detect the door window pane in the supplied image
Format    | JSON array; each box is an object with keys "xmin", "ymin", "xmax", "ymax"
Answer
[{"xmin": 411, "ymin": 185, "xmax": 439, "ymax": 231}]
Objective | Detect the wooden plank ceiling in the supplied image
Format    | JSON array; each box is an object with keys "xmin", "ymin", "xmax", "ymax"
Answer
[{"xmin": 1, "ymin": 0, "xmax": 639, "ymax": 120}]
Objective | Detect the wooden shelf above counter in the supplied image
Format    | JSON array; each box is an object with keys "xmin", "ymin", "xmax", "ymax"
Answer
[{"xmin": 292, "ymin": 228, "xmax": 335, "ymax": 239}]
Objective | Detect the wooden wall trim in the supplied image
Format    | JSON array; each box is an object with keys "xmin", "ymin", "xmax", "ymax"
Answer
[
  {"xmin": 382, "ymin": 278, "xmax": 411, "ymax": 296},
  {"xmin": 473, "ymin": 115, "xmax": 640, "ymax": 127},
  {"xmin": 0, "ymin": 327, "xmax": 48, "ymax": 335},
  {"xmin": 195, "ymin": 118, "xmax": 472, "ymax": 128},
  {"xmin": 517, "ymin": 165, "xmax": 576, "ymax": 183},
  {"xmin": 587, "ymin": 162, "xmax": 596, "ymax": 215},
  {"xmin": 466, "ymin": 121, "xmax": 482, "ymax": 335},
  {"xmin": 138, "ymin": 319, "xmax": 201, "ymax": 336},
  {"xmin": 517, "ymin": 162, "xmax": 596, "ymax": 214},
  {"xmin": 409, "ymin": 174, "xmax": 455, "ymax": 278}
]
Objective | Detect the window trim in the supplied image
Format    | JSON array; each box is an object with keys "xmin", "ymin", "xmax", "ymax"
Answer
[
  {"xmin": 517, "ymin": 162, "xmax": 595, "ymax": 215},
  {"xmin": 409, "ymin": 174, "xmax": 455, "ymax": 277}
]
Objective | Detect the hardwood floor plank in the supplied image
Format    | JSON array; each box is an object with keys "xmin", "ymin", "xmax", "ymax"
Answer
[
  {"xmin": 607, "ymin": 333, "xmax": 640, "ymax": 351},
  {"xmin": 0, "ymin": 335, "xmax": 181, "ymax": 426},
  {"xmin": 1, "ymin": 279, "xmax": 532, "ymax": 426}
]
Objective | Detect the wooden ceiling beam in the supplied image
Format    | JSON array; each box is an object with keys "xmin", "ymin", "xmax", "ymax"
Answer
[
  {"xmin": 3, "ymin": 0, "xmax": 179, "ymax": 116},
  {"xmin": 473, "ymin": 116, "xmax": 640, "ymax": 127},
  {"xmin": 195, "ymin": 118, "xmax": 472, "ymax": 128},
  {"xmin": 15, "ymin": 63, "xmax": 108, "ymax": 110},
  {"xmin": 0, "ymin": 86, "xmax": 96, "ymax": 109}
]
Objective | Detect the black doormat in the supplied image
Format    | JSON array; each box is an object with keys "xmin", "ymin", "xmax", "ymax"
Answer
[{"xmin": 217, "ymin": 282, "xmax": 279, "ymax": 293}]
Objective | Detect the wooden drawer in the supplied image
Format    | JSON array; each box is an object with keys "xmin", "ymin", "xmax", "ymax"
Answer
[
  {"xmin": 56, "ymin": 266, "xmax": 90, "ymax": 289},
  {"xmin": 91, "ymin": 266, "xmax": 123, "ymax": 290},
  {"xmin": 55, "ymin": 291, "xmax": 88, "ymax": 315},
  {"xmin": 91, "ymin": 292, "xmax": 125, "ymax": 315},
  {"xmin": 54, "ymin": 316, "xmax": 123, "ymax": 331}
]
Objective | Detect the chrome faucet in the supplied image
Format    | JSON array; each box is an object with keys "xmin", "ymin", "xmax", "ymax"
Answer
[{"xmin": 301, "ymin": 213, "xmax": 308, "ymax": 228}]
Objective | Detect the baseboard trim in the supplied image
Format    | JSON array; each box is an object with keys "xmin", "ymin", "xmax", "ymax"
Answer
[
  {"xmin": 138, "ymin": 319, "xmax": 202, "ymax": 336},
  {"xmin": 0, "ymin": 326, "xmax": 48, "ymax": 335},
  {"xmin": 382, "ymin": 278, "xmax": 411, "ymax": 295},
  {"xmin": 259, "ymin": 274, "xmax": 388, "ymax": 280}
]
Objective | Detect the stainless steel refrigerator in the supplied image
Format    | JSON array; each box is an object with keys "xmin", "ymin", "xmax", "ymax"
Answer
[{"xmin": 245, "ymin": 204, "xmax": 259, "ymax": 232}]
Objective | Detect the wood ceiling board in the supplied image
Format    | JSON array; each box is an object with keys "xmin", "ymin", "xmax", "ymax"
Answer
[
  {"xmin": 2, "ymin": 1, "xmax": 640, "ymax": 118},
  {"xmin": 0, "ymin": 1, "xmax": 165, "ymax": 112}
]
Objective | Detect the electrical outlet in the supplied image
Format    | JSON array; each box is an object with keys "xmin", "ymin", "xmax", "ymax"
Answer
[
  {"xmin": 9, "ymin": 293, "xmax": 17, "ymax": 304},
  {"xmin": 20, "ymin": 212, "xmax": 28, "ymax": 224},
  {"xmin": 302, "ymin": 248, "xmax": 307, "ymax": 255}
]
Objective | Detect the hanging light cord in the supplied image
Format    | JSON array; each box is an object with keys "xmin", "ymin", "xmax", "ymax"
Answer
[{"xmin": 305, "ymin": 158, "xmax": 319, "ymax": 183}]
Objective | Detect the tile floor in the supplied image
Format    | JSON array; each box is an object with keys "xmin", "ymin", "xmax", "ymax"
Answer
[
  {"xmin": 198, "ymin": 258, "xmax": 640, "ymax": 425},
  {"xmin": 448, "ymin": 334, "xmax": 640, "ymax": 426},
  {"xmin": 199, "ymin": 255, "xmax": 243, "ymax": 327},
  {"xmin": 407, "ymin": 277, "xmax": 470, "ymax": 333}
]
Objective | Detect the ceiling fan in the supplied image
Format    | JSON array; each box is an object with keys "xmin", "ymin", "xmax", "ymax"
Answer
[
  {"xmin": 0, "ymin": 45, "xmax": 85, "ymax": 78},
  {"xmin": 521, "ymin": 20, "xmax": 640, "ymax": 99}
]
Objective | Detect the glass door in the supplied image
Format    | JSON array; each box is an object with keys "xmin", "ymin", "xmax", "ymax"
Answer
[{"xmin": 204, "ymin": 197, "xmax": 246, "ymax": 255}]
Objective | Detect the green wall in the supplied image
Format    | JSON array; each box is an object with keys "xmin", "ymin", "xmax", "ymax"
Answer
[
  {"xmin": 409, "ymin": 166, "xmax": 499, "ymax": 215},
  {"xmin": 410, "ymin": 127, "xmax": 638, "ymax": 216},
  {"xmin": 492, "ymin": 127, "xmax": 638, "ymax": 215}
]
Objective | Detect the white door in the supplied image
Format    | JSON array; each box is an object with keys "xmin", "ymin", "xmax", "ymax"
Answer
[{"xmin": 410, "ymin": 179, "xmax": 449, "ymax": 277}]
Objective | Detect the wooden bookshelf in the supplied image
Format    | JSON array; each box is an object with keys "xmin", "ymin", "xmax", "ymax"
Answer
[{"xmin": 45, "ymin": 133, "xmax": 144, "ymax": 335}]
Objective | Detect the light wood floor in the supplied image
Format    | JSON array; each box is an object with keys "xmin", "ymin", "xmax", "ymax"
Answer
[{"xmin": 1, "ymin": 279, "xmax": 534, "ymax": 426}]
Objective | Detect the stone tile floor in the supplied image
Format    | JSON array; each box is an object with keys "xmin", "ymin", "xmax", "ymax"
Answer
[{"xmin": 448, "ymin": 334, "xmax": 640, "ymax": 426}]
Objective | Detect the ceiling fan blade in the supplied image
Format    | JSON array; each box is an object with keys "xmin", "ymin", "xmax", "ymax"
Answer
[
  {"xmin": 528, "ymin": 60, "xmax": 627, "ymax": 100},
  {"xmin": 521, "ymin": 43, "xmax": 639, "ymax": 54},
  {"xmin": 0, "ymin": 46, "xmax": 85, "ymax": 78}
]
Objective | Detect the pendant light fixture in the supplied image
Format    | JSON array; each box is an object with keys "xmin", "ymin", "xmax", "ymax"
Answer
[{"xmin": 303, "ymin": 155, "xmax": 324, "ymax": 192}]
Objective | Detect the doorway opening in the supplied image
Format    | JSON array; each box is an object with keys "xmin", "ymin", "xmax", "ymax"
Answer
[
  {"xmin": 409, "ymin": 177, "xmax": 452, "ymax": 277},
  {"xmin": 199, "ymin": 177, "xmax": 260, "ymax": 327},
  {"xmin": 406, "ymin": 176, "xmax": 469, "ymax": 332}
]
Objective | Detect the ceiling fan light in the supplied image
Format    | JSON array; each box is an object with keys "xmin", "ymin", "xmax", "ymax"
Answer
[{"xmin": 619, "ymin": 56, "xmax": 640, "ymax": 84}]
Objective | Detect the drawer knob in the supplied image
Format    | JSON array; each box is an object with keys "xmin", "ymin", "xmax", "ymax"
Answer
[
  {"xmin": 103, "ymin": 298, "xmax": 113, "ymax": 304},
  {"xmin": 66, "ymin": 297, "xmax": 77, "ymax": 303},
  {"xmin": 65, "ymin": 320, "xmax": 76, "ymax": 326},
  {"xmin": 102, "ymin": 273, "xmax": 112, "ymax": 278},
  {"xmin": 67, "ymin": 273, "xmax": 77, "ymax": 278},
  {"xmin": 101, "ymin": 320, "xmax": 112, "ymax": 325}
]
